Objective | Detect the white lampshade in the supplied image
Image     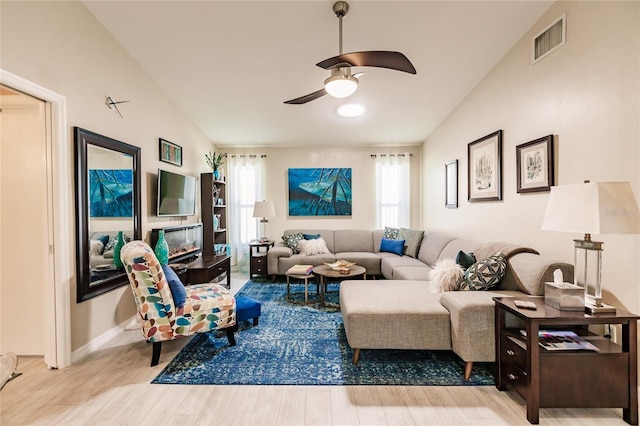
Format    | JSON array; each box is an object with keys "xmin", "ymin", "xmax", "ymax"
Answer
[
  {"xmin": 324, "ymin": 68, "xmax": 358, "ymax": 98},
  {"xmin": 252, "ymin": 200, "xmax": 276, "ymax": 219},
  {"xmin": 542, "ymin": 182, "xmax": 640, "ymax": 236}
]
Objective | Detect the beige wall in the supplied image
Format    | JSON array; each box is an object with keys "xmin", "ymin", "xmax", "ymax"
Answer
[
  {"xmin": 1, "ymin": 1, "xmax": 214, "ymax": 352},
  {"xmin": 422, "ymin": 1, "xmax": 640, "ymax": 314},
  {"xmin": 224, "ymin": 146, "xmax": 422, "ymax": 240}
]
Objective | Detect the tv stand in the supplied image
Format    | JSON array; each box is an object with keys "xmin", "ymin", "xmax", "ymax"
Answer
[{"xmin": 185, "ymin": 254, "xmax": 231, "ymax": 289}]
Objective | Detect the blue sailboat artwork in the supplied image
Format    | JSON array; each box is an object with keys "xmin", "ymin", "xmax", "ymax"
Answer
[
  {"xmin": 89, "ymin": 169, "xmax": 133, "ymax": 217},
  {"xmin": 288, "ymin": 168, "xmax": 352, "ymax": 216}
]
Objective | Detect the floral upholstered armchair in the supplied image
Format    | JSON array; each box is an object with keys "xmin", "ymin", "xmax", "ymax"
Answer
[{"xmin": 120, "ymin": 241, "xmax": 237, "ymax": 366}]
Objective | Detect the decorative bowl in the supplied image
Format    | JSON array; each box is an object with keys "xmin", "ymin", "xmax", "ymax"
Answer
[{"xmin": 324, "ymin": 260, "xmax": 356, "ymax": 271}]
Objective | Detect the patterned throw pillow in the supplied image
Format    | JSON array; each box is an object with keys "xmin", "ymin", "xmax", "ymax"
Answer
[
  {"xmin": 456, "ymin": 250, "xmax": 476, "ymax": 269},
  {"xmin": 399, "ymin": 228, "xmax": 425, "ymax": 258},
  {"xmin": 383, "ymin": 226, "xmax": 400, "ymax": 240},
  {"xmin": 461, "ymin": 252, "xmax": 507, "ymax": 291},
  {"xmin": 282, "ymin": 232, "xmax": 304, "ymax": 253}
]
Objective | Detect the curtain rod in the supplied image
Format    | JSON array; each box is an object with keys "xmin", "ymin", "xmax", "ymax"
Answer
[
  {"xmin": 370, "ymin": 153, "xmax": 413, "ymax": 158},
  {"xmin": 229, "ymin": 154, "xmax": 267, "ymax": 158}
]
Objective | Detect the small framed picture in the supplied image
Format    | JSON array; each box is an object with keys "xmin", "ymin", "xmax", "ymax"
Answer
[
  {"xmin": 159, "ymin": 138, "xmax": 182, "ymax": 167},
  {"xmin": 445, "ymin": 160, "xmax": 458, "ymax": 208},
  {"xmin": 468, "ymin": 130, "xmax": 503, "ymax": 202},
  {"xmin": 516, "ymin": 135, "xmax": 554, "ymax": 193}
]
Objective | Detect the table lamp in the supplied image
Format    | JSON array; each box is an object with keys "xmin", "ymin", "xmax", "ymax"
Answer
[
  {"xmin": 542, "ymin": 181, "xmax": 640, "ymax": 313},
  {"xmin": 252, "ymin": 200, "xmax": 276, "ymax": 242}
]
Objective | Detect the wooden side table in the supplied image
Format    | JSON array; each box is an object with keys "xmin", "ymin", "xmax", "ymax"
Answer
[
  {"xmin": 249, "ymin": 240, "xmax": 274, "ymax": 278},
  {"xmin": 494, "ymin": 296, "xmax": 639, "ymax": 425}
]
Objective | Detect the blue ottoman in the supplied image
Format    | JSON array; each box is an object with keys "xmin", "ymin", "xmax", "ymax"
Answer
[{"xmin": 235, "ymin": 296, "xmax": 261, "ymax": 326}]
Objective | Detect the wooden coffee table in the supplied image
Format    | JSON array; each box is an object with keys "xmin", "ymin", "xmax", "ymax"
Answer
[{"xmin": 312, "ymin": 264, "xmax": 366, "ymax": 308}]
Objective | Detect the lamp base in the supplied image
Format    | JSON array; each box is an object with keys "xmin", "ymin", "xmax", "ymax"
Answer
[{"xmin": 584, "ymin": 302, "xmax": 616, "ymax": 315}]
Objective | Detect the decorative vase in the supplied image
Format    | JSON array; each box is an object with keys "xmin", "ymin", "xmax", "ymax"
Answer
[
  {"xmin": 154, "ymin": 230, "xmax": 169, "ymax": 265},
  {"xmin": 213, "ymin": 169, "xmax": 220, "ymax": 180},
  {"xmin": 113, "ymin": 231, "xmax": 125, "ymax": 268},
  {"xmin": 213, "ymin": 214, "xmax": 220, "ymax": 230}
]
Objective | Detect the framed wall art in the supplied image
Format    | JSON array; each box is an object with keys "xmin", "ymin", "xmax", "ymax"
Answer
[
  {"xmin": 288, "ymin": 168, "xmax": 352, "ymax": 216},
  {"xmin": 159, "ymin": 138, "xmax": 182, "ymax": 166},
  {"xmin": 516, "ymin": 135, "xmax": 554, "ymax": 193},
  {"xmin": 468, "ymin": 130, "xmax": 503, "ymax": 202},
  {"xmin": 445, "ymin": 159, "xmax": 458, "ymax": 208}
]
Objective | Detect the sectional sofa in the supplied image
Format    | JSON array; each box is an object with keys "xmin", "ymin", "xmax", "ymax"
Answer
[{"xmin": 267, "ymin": 229, "xmax": 574, "ymax": 379}]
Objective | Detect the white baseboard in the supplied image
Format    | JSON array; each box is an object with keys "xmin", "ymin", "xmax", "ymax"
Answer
[{"xmin": 71, "ymin": 316, "xmax": 137, "ymax": 364}]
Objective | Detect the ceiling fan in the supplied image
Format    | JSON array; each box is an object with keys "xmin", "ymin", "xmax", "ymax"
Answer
[{"xmin": 284, "ymin": 1, "xmax": 417, "ymax": 105}]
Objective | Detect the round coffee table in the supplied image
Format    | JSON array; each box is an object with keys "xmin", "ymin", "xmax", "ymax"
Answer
[
  {"xmin": 285, "ymin": 272, "xmax": 320, "ymax": 305},
  {"xmin": 312, "ymin": 264, "xmax": 366, "ymax": 308}
]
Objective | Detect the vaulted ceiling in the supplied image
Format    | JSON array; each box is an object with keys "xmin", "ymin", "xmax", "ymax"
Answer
[{"xmin": 84, "ymin": 1, "xmax": 553, "ymax": 147}]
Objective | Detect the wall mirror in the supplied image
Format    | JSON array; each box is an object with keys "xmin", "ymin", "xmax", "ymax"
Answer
[{"xmin": 74, "ymin": 127, "xmax": 141, "ymax": 302}]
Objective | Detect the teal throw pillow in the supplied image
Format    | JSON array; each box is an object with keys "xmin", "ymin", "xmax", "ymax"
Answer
[
  {"xmin": 161, "ymin": 265, "xmax": 187, "ymax": 308},
  {"xmin": 383, "ymin": 226, "xmax": 400, "ymax": 240},
  {"xmin": 462, "ymin": 252, "xmax": 507, "ymax": 291},
  {"xmin": 456, "ymin": 250, "xmax": 476, "ymax": 269},
  {"xmin": 303, "ymin": 233, "xmax": 321, "ymax": 240},
  {"xmin": 380, "ymin": 238, "xmax": 405, "ymax": 256},
  {"xmin": 399, "ymin": 228, "xmax": 425, "ymax": 258},
  {"xmin": 282, "ymin": 233, "xmax": 304, "ymax": 253}
]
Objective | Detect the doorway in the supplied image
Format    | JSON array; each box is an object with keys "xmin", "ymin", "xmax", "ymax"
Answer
[{"xmin": 0, "ymin": 70, "xmax": 71, "ymax": 369}]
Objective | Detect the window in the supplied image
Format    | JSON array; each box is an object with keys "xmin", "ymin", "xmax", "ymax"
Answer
[
  {"xmin": 228, "ymin": 155, "xmax": 265, "ymax": 264},
  {"xmin": 375, "ymin": 153, "xmax": 410, "ymax": 229}
]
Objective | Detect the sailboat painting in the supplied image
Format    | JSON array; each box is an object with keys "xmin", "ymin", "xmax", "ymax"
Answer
[
  {"xmin": 89, "ymin": 169, "xmax": 133, "ymax": 217},
  {"xmin": 288, "ymin": 168, "xmax": 352, "ymax": 216}
]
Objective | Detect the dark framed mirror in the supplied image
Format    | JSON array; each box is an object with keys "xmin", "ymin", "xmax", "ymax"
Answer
[{"xmin": 74, "ymin": 127, "xmax": 141, "ymax": 302}]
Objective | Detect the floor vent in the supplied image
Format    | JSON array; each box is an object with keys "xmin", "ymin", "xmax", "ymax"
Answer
[{"xmin": 532, "ymin": 13, "xmax": 566, "ymax": 64}]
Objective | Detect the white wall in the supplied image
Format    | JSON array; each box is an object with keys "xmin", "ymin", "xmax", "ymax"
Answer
[
  {"xmin": 224, "ymin": 145, "xmax": 422, "ymax": 241},
  {"xmin": 422, "ymin": 1, "xmax": 639, "ymax": 314},
  {"xmin": 1, "ymin": 1, "xmax": 214, "ymax": 352}
]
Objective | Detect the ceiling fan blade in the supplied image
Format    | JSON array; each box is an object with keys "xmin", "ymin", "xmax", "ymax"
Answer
[
  {"xmin": 317, "ymin": 51, "xmax": 417, "ymax": 74},
  {"xmin": 284, "ymin": 88, "xmax": 327, "ymax": 105}
]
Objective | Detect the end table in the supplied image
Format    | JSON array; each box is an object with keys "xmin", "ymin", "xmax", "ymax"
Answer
[
  {"xmin": 249, "ymin": 240, "xmax": 274, "ymax": 278},
  {"xmin": 494, "ymin": 296, "xmax": 639, "ymax": 424}
]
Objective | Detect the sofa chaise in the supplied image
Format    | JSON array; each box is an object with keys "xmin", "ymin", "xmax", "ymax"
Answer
[{"xmin": 268, "ymin": 229, "xmax": 573, "ymax": 379}]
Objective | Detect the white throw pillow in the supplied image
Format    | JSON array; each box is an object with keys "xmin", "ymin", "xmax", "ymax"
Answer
[
  {"xmin": 297, "ymin": 237, "xmax": 331, "ymax": 256},
  {"xmin": 89, "ymin": 239, "xmax": 104, "ymax": 256},
  {"xmin": 429, "ymin": 258, "xmax": 464, "ymax": 292}
]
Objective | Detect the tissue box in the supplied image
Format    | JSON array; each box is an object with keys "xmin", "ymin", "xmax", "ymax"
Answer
[{"xmin": 545, "ymin": 282, "xmax": 585, "ymax": 311}]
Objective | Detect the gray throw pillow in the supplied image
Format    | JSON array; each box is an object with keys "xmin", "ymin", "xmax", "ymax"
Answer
[{"xmin": 399, "ymin": 228, "xmax": 425, "ymax": 258}]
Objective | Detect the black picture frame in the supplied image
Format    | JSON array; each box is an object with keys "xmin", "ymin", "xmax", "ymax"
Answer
[
  {"xmin": 468, "ymin": 130, "xmax": 503, "ymax": 202},
  {"xmin": 159, "ymin": 138, "xmax": 182, "ymax": 166},
  {"xmin": 445, "ymin": 160, "xmax": 458, "ymax": 208},
  {"xmin": 516, "ymin": 135, "xmax": 554, "ymax": 193}
]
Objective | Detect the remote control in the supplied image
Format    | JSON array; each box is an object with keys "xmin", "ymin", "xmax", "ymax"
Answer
[{"xmin": 514, "ymin": 300, "xmax": 537, "ymax": 310}]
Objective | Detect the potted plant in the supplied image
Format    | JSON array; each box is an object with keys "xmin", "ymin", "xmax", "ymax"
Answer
[{"xmin": 205, "ymin": 151, "xmax": 225, "ymax": 180}]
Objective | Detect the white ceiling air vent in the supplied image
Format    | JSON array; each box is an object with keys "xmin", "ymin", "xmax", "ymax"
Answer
[{"xmin": 532, "ymin": 13, "xmax": 566, "ymax": 64}]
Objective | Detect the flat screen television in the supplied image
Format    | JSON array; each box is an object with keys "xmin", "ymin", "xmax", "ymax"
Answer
[{"xmin": 157, "ymin": 169, "xmax": 196, "ymax": 217}]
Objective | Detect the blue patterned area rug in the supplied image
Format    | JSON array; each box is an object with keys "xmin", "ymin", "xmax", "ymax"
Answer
[{"xmin": 151, "ymin": 279, "xmax": 494, "ymax": 386}]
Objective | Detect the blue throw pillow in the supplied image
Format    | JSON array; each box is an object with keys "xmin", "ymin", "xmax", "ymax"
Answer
[
  {"xmin": 456, "ymin": 250, "xmax": 476, "ymax": 269},
  {"xmin": 97, "ymin": 234, "xmax": 110, "ymax": 247},
  {"xmin": 161, "ymin": 265, "xmax": 187, "ymax": 308},
  {"xmin": 380, "ymin": 238, "xmax": 405, "ymax": 256},
  {"xmin": 303, "ymin": 233, "xmax": 321, "ymax": 240}
]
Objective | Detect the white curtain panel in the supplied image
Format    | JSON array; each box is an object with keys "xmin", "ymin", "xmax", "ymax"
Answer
[
  {"xmin": 228, "ymin": 155, "xmax": 265, "ymax": 267},
  {"xmin": 375, "ymin": 153, "xmax": 410, "ymax": 229}
]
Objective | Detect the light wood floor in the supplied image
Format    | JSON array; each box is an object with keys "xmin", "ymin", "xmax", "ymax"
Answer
[{"xmin": 0, "ymin": 272, "xmax": 630, "ymax": 425}]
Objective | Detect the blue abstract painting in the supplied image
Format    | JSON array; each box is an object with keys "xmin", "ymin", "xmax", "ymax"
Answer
[
  {"xmin": 89, "ymin": 169, "xmax": 133, "ymax": 217},
  {"xmin": 288, "ymin": 168, "xmax": 352, "ymax": 216}
]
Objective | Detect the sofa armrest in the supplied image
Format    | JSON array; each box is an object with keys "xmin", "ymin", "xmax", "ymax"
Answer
[{"xmin": 267, "ymin": 245, "xmax": 293, "ymax": 275}]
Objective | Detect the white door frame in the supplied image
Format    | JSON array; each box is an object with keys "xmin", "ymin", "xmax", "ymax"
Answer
[{"xmin": 1, "ymin": 69, "xmax": 71, "ymax": 368}]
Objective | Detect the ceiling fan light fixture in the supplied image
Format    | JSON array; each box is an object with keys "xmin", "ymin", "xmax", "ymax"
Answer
[{"xmin": 324, "ymin": 68, "xmax": 358, "ymax": 98}]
